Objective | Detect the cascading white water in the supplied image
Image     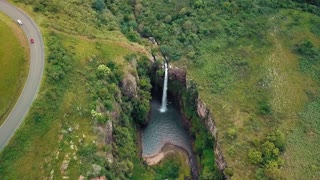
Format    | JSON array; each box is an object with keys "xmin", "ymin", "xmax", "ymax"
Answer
[{"xmin": 160, "ymin": 61, "xmax": 168, "ymax": 113}]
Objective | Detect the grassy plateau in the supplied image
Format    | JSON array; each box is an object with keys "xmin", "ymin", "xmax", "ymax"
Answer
[{"xmin": 1, "ymin": 0, "xmax": 320, "ymax": 179}]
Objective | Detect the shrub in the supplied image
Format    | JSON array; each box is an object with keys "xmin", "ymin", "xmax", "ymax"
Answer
[
  {"xmin": 264, "ymin": 165, "xmax": 282, "ymax": 179},
  {"xmin": 91, "ymin": 110, "xmax": 108, "ymax": 124},
  {"xmin": 262, "ymin": 141, "xmax": 278, "ymax": 162},
  {"xmin": 227, "ymin": 128, "xmax": 237, "ymax": 139},
  {"xmin": 46, "ymin": 33, "xmax": 73, "ymax": 83},
  {"xmin": 248, "ymin": 148, "xmax": 263, "ymax": 165},
  {"xmin": 154, "ymin": 158, "xmax": 179, "ymax": 179},
  {"xmin": 224, "ymin": 167, "xmax": 234, "ymax": 176},
  {"xmin": 96, "ymin": 64, "xmax": 111, "ymax": 78},
  {"xmin": 258, "ymin": 99, "xmax": 272, "ymax": 115},
  {"xmin": 124, "ymin": 53, "xmax": 137, "ymax": 62},
  {"xmin": 227, "ymin": 146, "xmax": 235, "ymax": 156},
  {"xmin": 267, "ymin": 130, "xmax": 285, "ymax": 151},
  {"xmin": 78, "ymin": 144, "xmax": 97, "ymax": 158},
  {"xmin": 248, "ymin": 130, "xmax": 286, "ymax": 177}
]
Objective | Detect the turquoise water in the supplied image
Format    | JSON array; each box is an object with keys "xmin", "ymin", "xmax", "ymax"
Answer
[{"xmin": 142, "ymin": 98, "xmax": 192, "ymax": 157}]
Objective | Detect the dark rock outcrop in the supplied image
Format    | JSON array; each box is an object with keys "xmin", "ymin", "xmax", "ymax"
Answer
[
  {"xmin": 168, "ymin": 66, "xmax": 186, "ymax": 86},
  {"xmin": 121, "ymin": 73, "xmax": 138, "ymax": 99}
]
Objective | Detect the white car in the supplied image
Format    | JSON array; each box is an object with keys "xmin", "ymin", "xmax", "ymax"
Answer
[{"xmin": 17, "ymin": 19, "xmax": 23, "ymax": 25}]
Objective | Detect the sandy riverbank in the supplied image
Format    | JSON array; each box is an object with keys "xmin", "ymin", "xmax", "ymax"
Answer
[{"xmin": 142, "ymin": 143, "xmax": 189, "ymax": 165}]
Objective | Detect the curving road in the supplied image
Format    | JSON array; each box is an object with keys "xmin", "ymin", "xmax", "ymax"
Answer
[{"xmin": 0, "ymin": 0, "xmax": 44, "ymax": 151}]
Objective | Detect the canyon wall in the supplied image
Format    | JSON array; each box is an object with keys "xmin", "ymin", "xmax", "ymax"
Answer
[{"xmin": 170, "ymin": 66, "xmax": 227, "ymax": 173}]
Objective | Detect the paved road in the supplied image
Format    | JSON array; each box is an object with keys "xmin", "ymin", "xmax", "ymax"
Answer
[{"xmin": 0, "ymin": 0, "xmax": 44, "ymax": 151}]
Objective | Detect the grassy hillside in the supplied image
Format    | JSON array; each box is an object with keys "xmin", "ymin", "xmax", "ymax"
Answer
[
  {"xmin": 115, "ymin": 0, "xmax": 320, "ymax": 179},
  {"xmin": 0, "ymin": 0, "xmax": 192, "ymax": 179},
  {"xmin": 0, "ymin": 12, "xmax": 28, "ymax": 125},
  {"xmin": 188, "ymin": 9, "xmax": 320, "ymax": 179}
]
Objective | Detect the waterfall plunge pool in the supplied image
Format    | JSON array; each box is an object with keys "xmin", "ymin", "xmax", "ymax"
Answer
[
  {"xmin": 141, "ymin": 98, "xmax": 192, "ymax": 157},
  {"xmin": 141, "ymin": 61, "xmax": 198, "ymax": 178}
]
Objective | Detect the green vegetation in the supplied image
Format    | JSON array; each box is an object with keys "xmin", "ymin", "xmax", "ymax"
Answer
[
  {"xmin": 111, "ymin": 0, "xmax": 320, "ymax": 179},
  {"xmin": 0, "ymin": 32, "xmax": 78, "ymax": 179},
  {"xmin": 152, "ymin": 154, "xmax": 185, "ymax": 180},
  {"xmin": 131, "ymin": 55, "xmax": 152, "ymax": 125},
  {"xmin": 284, "ymin": 37, "xmax": 320, "ymax": 179},
  {"xmin": 2, "ymin": 0, "xmax": 320, "ymax": 179},
  {"xmin": 0, "ymin": 2, "xmax": 148, "ymax": 177},
  {"xmin": 295, "ymin": 40, "xmax": 320, "ymax": 82},
  {"xmin": 169, "ymin": 80, "xmax": 222, "ymax": 179},
  {"xmin": 247, "ymin": 130, "xmax": 285, "ymax": 179},
  {"xmin": 0, "ymin": 13, "xmax": 28, "ymax": 125},
  {"xmin": 0, "ymin": 29, "xmax": 149, "ymax": 179},
  {"xmin": 131, "ymin": 149, "xmax": 191, "ymax": 180}
]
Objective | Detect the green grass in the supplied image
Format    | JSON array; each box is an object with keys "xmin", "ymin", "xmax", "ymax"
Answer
[
  {"xmin": 0, "ymin": 1, "xmax": 153, "ymax": 179},
  {"xmin": 116, "ymin": 0, "xmax": 320, "ymax": 178},
  {"xmin": 186, "ymin": 9, "xmax": 320, "ymax": 179},
  {"xmin": 274, "ymin": 10, "xmax": 320, "ymax": 179},
  {"xmin": 0, "ymin": 29, "xmax": 135, "ymax": 179},
  {"xmin": 13, "ymin": 0, "xmax": 125, "ymax": 41},
  {"xmin": 2, "ymin": 0, "xmax": 320, "ymax": 179},
  {"xmin": 282, "ymin": 99, "xmax": 320, "ymax": 179},
  {"xmin": 0, "ymin": 12, "xmax": 28, "ymax": 126}
]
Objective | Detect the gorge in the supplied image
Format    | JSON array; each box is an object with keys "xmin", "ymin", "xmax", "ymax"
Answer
[{"xmin": 140, "ymin": 61, "xmax": 223, "ymax": 179}]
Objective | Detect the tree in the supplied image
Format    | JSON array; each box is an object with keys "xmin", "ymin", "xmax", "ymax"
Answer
[
  {"xmin": 194, "ymin": 0, "xmax": 203, "ymax": 8},
  {"xmin": 164, "ymin": 15, "xmax": 172, "ymax": 23},
  {"xmin": 183, "ymin": 20, "xmax": 193, "ymax": 31},
  {"xmin": 160, "ymin": 45, "xmax": 173, "ymax": 58},
  {"xmin": 97, "ymin": 64, "xmax": 110, "ymax": 78},
  {"xmin": 262, "ymin": 141, "xmax": 278, "ymax": 161},
  {"xmin": 93, "ymin": 0, "xmax": 105, "ymax": 12},
  {"xmin": 274, "ymin": 130, "xmax": 285, "ymax": 151}
]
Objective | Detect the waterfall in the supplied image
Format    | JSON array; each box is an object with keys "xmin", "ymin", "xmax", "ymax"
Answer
[{"xmin": 160, "ymin": 62, "xmax": 168, "ymax": 113}]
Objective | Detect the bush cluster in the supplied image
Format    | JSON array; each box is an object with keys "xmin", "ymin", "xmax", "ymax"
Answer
[
  {"xmin": 247, "ymin": 130, "xmax": 286, "ymax": 179},
  {"xmin": 131, "ymin": 55, "xmax": 152, "ymax": 125},
  {"xmin": 86, "ymin": 59, "xmax": 124, "ymax": 125},
  {"xmin": 295, "ymin": 40, "xmax": 320, "ymax": 83},
  {"xmin": 104, "ymin": 54, "xmax": 152, "ymax": 179},
  {"xmin": 46, "ymin": 32, "xmax": 73, "ymax": 82}
]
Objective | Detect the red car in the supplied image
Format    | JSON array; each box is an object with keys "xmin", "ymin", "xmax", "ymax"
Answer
[{"xmin": 30, "ymin": 38, "xmax": 34, "ymax": 44}]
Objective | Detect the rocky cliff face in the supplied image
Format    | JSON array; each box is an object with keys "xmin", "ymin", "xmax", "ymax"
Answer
[
  {"xmin": 121, "ymin": 73, "xmax": 138, "ymax": 100},
  {"xmin": 169, "ymin": 65, "xmax": 227, "ymax": 174},
  {"xmin": 121, "ymin": 58, "xmax": 139, "ymax": 100},
  {"xmin": 168, "ymin": 65, "xmax": 186, "ymax": 86},
  {"xmin": 196, "ymin": 99, "xmax": 226, "ymax": 172}
]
